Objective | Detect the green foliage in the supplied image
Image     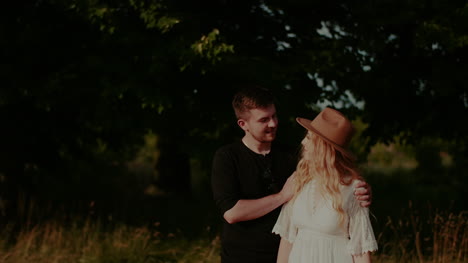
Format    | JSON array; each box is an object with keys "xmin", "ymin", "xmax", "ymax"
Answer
[
  {"xmin": 129, "ymin": 0, "xmax": 180, "ymax": 32},
  {"xmin": 348, "ymin": 117, "xmax": 372, "ymax": 163},
  {"xmin": 191, "ymin": 29, "xmax": 234, "ymax": 63},
  {"xmin": 1, "ymin": 0, "xmax": 466, "ymax": 222},
  {"xmin": 182, "ymin": 28, "xmax": 235, "ymax": 73}
]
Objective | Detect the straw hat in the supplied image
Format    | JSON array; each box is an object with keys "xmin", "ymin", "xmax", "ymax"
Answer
[{"xmin": 296, "ymin": 107, "xmax": 355, "ymax": 159}]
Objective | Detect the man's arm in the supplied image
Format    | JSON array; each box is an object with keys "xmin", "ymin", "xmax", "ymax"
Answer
[
  {"xmin": 224, "ymin": 174, "xmax": 295, "ymax": 224},
  {"xmin": 354, "ymin": 180, "xmax": 372, "ymax": 207}
]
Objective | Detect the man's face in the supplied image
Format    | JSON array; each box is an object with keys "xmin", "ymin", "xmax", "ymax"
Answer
[{"xmin": 240, "ymin": 104, "xmax": 278, "ymax": 143}]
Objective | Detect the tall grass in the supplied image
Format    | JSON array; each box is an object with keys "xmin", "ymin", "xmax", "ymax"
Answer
[
  {"xmin": 0, "ymin": 218, "xmax": 221, "ymax": 263},
  {"xmin": 373, "ymin": 202, "xmax": 467, "ymax": 263},
  {"xmin": 1, "ymin": 204, "xmax": 465, "ymax": 263}
]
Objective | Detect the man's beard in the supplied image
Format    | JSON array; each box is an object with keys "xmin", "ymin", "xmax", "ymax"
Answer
[{"xmin": 258, "ymin": 129, "xmax": 277, "ymax": 143}]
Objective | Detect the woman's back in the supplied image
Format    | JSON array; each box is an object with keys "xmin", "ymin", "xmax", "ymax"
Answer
[{"xmin": 273, "ymin": 179, "xmax": 377, "ymax": 263}]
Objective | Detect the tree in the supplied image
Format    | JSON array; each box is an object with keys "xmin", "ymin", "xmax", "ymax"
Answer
[{"xmin": 0, "ymin": 0, "xmax": 466, "ymax": 217}]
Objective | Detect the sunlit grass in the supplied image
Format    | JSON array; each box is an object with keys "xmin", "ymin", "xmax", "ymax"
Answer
[
  {"xmin": 0, "ymin": 204, "xmax": 465, "ymax": 263},
  {"xmin": 373, "ymin": 203, "xmax": 467, "ymax": 263},
  {"xmin": 0, "ymin": 219, "xmax": 221, "ymax": 263}
]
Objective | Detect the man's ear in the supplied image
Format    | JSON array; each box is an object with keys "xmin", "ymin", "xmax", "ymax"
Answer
[{"xmin": 237, "ymin": 119, "xmax": 248, "ymax": 131}]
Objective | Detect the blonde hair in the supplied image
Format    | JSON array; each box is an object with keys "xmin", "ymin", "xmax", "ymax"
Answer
[{"xmin": 294, "ymin": 131, "xmax": 362, "ymax": 228}]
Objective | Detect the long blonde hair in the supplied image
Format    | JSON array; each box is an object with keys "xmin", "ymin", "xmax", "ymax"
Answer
[{"xmin": 294, "ymin": 131, "xmax": 362, "ymax": 228}]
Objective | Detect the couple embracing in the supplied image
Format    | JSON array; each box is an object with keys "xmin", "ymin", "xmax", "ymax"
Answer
[{"xmin": 211, "ymin": 86, "xmax": 378, "ymax": 263}]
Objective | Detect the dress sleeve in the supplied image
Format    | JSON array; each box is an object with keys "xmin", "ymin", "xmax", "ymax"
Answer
[
  {"xmin": 346, "ymin": 181, "xmax": 379, "ymax": 255},
  {"xmin": 272, "ymin": 199, "xmax": 298, "ymax": 243}
]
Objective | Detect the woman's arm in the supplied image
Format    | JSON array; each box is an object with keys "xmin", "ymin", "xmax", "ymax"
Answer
[
  {"xmin": 277, "ymin": 238, "xmax": 293, "ymax": 263},
  {"xmin": 352, "ymin": 252, "xmax": 372, "ymax": 263},
  {"xmin": 354, "ymin": 180, "xmax": 372, "ymax": 207},
  {"xmin": 348, "ymin": 181, "xmax": 378, "ymax": 262}
]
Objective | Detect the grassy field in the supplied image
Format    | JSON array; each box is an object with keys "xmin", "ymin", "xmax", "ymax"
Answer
[
  {"xmin": 0, "ymin": 218, "xmax": 220, "ymax": 263},
  {"xmin": 0, "ymin": 138, "xmax": 466, "ymax": 262},
  {"xmin": 0, "ymin": 202, "xmax": 465, "ymax": 263}
]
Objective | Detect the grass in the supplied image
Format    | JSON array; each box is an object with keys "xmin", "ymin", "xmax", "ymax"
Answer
[
  {"xmin": 0, "ymin": 218, "xmax": 221, "ymax": 263},
  {"xmin": 1, "ymin": 136, "xmax": 465, "ymax": 262},
  {"xmin": 0, "ymin": 202, "xmax": 465, "ymax": 263},
  {"xmin": 372, "ymin": 203, "xmax": 467, "ymax": 263}
]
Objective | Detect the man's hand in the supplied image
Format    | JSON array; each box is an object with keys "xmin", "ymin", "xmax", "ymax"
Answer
[
  {"xmin": 279, "ymin": 173, "xmax": 296, "ymax": 204},
  {"xmin": 354, "ymin": 180, "xmax": 372, "ymax": 208}
]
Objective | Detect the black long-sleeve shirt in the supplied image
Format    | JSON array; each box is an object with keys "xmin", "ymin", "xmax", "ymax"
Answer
[{"xmin": 211, "ymin": 140, "xmax": 297, "ymax": 263}]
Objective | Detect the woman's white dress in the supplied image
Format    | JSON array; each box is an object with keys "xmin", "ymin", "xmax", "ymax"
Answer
[{"xmin": 272, "ymin": 179, "xmax": 378, "ymax": 262}]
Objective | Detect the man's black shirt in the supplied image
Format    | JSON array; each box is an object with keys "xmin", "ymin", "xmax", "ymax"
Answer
[{"xmin": 211, "ymin": 140, "xmax": 297, "ymax": 263}]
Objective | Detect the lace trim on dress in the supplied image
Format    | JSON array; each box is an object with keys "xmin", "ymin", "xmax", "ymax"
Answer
[
  {"xmin": 346, "ymin": 179, "xmax": 379, "ymax": 255},
  {"xmin": 347, "ymin": 239, "xmax": 378, "ymax": 255},
  {"xmin": 272, "ymin": 223, "xmax": 297, "ymax": 243}
]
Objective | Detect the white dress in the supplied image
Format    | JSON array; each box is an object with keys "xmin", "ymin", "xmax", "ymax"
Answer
[{"xmin": 272, "ymin": 179, "xmax": 378, "ymax": 262}]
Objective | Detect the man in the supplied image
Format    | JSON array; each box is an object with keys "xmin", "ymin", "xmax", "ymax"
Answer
[{"xmin": 211, "ymin": 85, "xmax": 371, "ymax": 263}]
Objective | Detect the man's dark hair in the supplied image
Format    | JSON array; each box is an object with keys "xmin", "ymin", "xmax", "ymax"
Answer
[{"xmin": 232, "ymin": 85, "xmax": 275, "ymax": 119}]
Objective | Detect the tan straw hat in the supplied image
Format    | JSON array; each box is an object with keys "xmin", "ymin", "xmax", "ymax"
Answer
[{"xmin": 296, "ymin": 107, "xmax": 355, "ymax": 158}]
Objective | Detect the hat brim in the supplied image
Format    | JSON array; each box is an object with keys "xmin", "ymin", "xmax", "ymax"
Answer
[{"xmin": 296, "ymin": 117, "xmax": 356, "ymax": 160}]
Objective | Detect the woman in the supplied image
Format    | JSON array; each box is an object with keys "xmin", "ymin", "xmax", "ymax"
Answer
[{"xmin": 272, "ymin": 107, "xmax": 378, "ymax": 263}]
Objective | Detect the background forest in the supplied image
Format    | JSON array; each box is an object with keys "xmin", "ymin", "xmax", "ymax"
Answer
[{"xmin": 0, "ymin": 0, "xmax": 467, "ymax": 262}]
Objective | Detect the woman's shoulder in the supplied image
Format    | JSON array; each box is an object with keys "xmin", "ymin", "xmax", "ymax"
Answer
[
  {"xmin": 340, "ymin": 177, "xmax": 362, "ymax": 187},
  {"xmin": 340, "ymin": 178, "xmax": 362, "ymax": 196},
  {"xmin": 351, "ymin": 178, "xmax": 364, "ymax": 187}
]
